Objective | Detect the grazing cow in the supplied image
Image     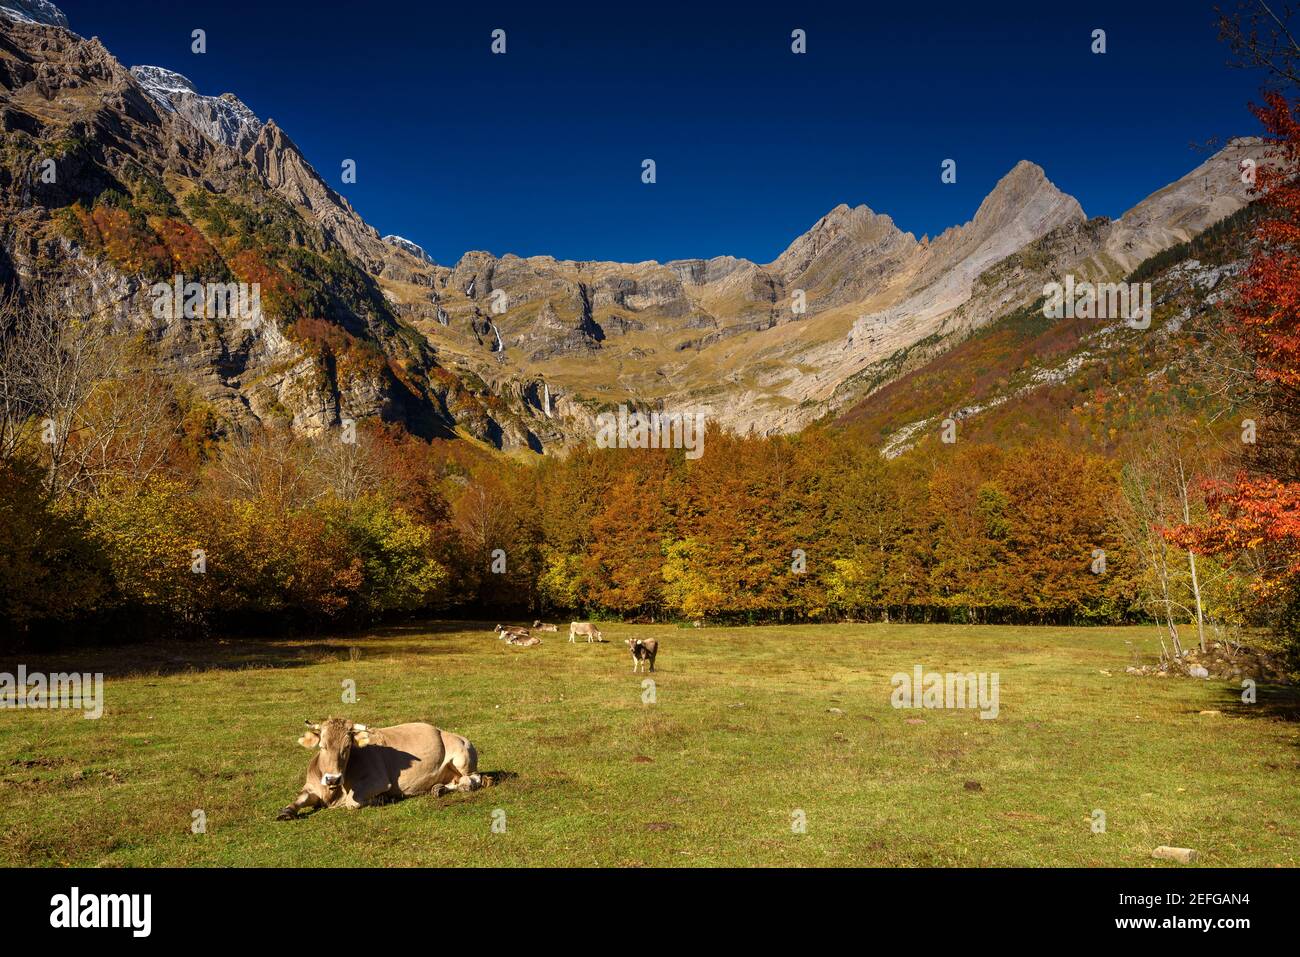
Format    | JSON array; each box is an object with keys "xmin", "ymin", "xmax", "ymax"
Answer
[
  {"xmin": 277, "ymin": 717, "xmax": 480, "ymax": 820},
  {"xmin": 569, "ymin": 621, "xmax": 603, "ymax": 643},
  {"xmin": 625, "ymin": 638, "xmax": 658, "ymax": 673},
  {"xmin": 532, "ymin": 620, "xmax": 559, "ymax": 632},
  {"xmin": 494, "ymin": 624, "xmax": 529, "ymax": 641},
  {"xmin": 506, "ymin": 633, "xmax": 542, "ymax": 647}
]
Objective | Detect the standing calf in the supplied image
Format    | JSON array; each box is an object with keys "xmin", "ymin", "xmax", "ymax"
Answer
[{"xmin": 625, "ymin": 638, "xmax": 658, "ymax": 673}]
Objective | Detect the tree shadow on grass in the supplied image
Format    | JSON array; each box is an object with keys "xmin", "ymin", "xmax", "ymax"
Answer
[
  {"xmin": 0, "ymin": 619, "xmax": 495, "ymax": 679},
  {"xmin": 368, "ymin": 620, "xmax": 495, "ymax": 638},
  {"xmin": 1209, "ymin": 681, "xmax": 1300, "ymax": 739}
]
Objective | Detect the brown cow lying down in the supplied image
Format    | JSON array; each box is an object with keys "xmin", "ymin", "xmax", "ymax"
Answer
[
  {"xmin": 625, "ymin": 637, "xmax": 658, "ymax": 673},
  {"xmin": 532, "ymin": 620, "xmax": 559, "ymax": 632},
  {"xmin": 277, "ymin": 718, "xmax": 481, "ymax": 820},
  {"xmin": 506, "ymin": 633, "xmax": 542, "ymax": 647}
]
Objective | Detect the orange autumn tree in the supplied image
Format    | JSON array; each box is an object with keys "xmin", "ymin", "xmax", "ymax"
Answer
[{"xmin": 1170, "ymin": 91, "xmax": 1300, "ymax": 645}]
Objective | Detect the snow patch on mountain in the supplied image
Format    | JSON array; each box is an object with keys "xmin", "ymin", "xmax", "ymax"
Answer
[
  {"xmin": 0, "ymin": 0, "xmax": 68, "ymax": 28},
  {"xmin": 130, "ymin": 65, "xmax": 262, "ymax": 152},
  {"xmin": 131, "ymin": 65, "xmax": 197, "ymax": 98},
  {"xmin": 383, "ymin": 235, "xmax": 433, "ymax": 264}
]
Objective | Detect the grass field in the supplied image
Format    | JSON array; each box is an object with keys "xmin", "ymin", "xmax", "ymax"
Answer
[{"xmin": 1, "ymin": 622, "xmax": 1297, "ymax": 867}]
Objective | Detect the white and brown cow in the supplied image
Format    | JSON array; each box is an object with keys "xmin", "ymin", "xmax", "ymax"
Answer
[
  {"xmin": 625, "ymin": 637, "xmax": 658, "ymax": 673},
  {"xmin": 277, "ymin": 717, "xmax": 480, "ymax": 819},
  {"xmin": 569, "ymin": 621, "xmax": 604, "ymax": 643}
]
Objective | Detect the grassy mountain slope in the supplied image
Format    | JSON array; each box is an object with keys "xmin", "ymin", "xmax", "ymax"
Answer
[{"xmin": 837, "ymin": 203, "xmax": 1262, "ymax": 459}]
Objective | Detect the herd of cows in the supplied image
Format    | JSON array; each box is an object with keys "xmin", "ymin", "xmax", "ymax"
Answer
[
  {"xmin": 494, "ymin": 621, "xmax": 659, "ymax": 673},
  {"xmin": 277, "ymin": 623, "xmax": 661, "ymax": 820}
]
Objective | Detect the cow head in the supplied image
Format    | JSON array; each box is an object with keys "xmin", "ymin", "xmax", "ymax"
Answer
[
  {"xmin": 625, "ymin": 638, "xmax": 641, "ymax": 652},
  {"xmin": 298, "ymin": 718, "xmax": 371, "ymax": 792}
]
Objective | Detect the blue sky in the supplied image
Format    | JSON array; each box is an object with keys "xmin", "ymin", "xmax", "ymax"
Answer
[{"xmin": 60, "ymin": 0, "xmax": 1267, "ymax": 265}]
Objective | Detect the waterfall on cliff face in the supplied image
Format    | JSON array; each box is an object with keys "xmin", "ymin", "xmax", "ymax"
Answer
[
  {"xmin": 491, "ymin": 322, "xmax": 503, "ymax": 352},
  {"xmin": 543, "ymin": 381, "xmax": 552, "ymax": 417}
]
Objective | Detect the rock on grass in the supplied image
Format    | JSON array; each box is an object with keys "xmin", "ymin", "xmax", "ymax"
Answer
[{"xmin": 1152, "ymin": 846, "xmax": 1199, "ymax": 864}]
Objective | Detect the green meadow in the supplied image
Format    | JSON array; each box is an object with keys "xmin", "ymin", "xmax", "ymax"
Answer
[{"xmin": 1, "ymin": 622, "xmax": 1296, "ymax": 867}]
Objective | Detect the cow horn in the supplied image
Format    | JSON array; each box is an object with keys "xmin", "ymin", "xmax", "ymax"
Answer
[{"xmin": 303, "ymin": 720, "xmax": 321, "ymax": 731}]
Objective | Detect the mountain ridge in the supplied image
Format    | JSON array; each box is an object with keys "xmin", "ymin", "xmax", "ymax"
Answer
[{"xmin": 0, "ymin": 0, "xmax": 1261, "ymax": 453}]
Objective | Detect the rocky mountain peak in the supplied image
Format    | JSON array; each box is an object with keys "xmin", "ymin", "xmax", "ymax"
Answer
[
  {"xmin": 0, "ymin": 0, "xmax": 68, "ymax": 28},
  {"xmin": 130, "ymin": 64, "xmax": 196, "ymax": 96},
  {"xmin": 1100, "ymin": 138, "xmax": 1258, "ymax": 272},
  {"xmin": 912, "ymin": 160, "xmax": 1085, "ymax": 289},
  {"xmin": 383, "ymin": 235, "xmax": 434, "ymax": 264},
  {"xmin": 768, "ymin": 202, "xmax": 916, "ymax": 300},
  {"xmin": 245, "ymin": 119, "xmax": 388, "ymax": 270},
  {"xmin": 130, "ymin": 64, "xmax": 263, "ymax": 152},
  {"xmin": 771, "ymin": 202, "xmax": 906, "ymax": 265},
  {"xmin": 968, "ymin": 160, "xmax": 1085, "ymax": 237},
  {"xmin": 1000, "ymin": 158, "xmax": 1048, "ymax": 186}
]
